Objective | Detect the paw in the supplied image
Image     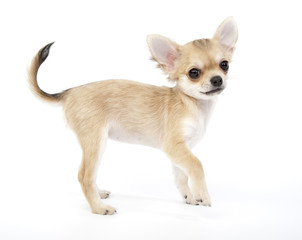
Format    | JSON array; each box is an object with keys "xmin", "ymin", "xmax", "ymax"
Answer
[
  {"xmin": 184, "ymin": 195, "xmax": 200, "ymax": 205},
  {"xmin": 91, "ymin": 204, "xmax": 116, "ymax": 215},
  {"xmin": 195, "ymin": 194, "xmax": 211, "ymax": 207},
  {"xmin": 196, "ymin": 198, "xmax": 211, "ymax": 207},
  {"xmin": 98, "ymin": 190, "xmax": 111, "ymax": 199}
]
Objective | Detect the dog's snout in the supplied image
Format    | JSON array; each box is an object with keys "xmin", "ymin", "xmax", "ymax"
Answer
[{"xmin": 210, "ymin": 76, "xmax": 223, "ymax": 87}]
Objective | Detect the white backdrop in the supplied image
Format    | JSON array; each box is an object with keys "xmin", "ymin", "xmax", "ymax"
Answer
[{"xmin": 0, "ymin": 0, "xmax": 301, "ymax": 239}]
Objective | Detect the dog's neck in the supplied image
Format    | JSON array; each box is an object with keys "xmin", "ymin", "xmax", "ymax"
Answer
[{"xmin": 173, "ymin": 86, "xmax": 217, "ymax": 112}]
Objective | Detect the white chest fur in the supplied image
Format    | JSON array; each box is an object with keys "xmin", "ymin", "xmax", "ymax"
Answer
[{"xmin": 182, "ymin": 99, "xmax": 216, "ymax": 148}]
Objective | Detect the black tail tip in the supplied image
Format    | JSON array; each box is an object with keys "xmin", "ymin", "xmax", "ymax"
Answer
[{"xmin": 39, "ymin": 42, "xmax": 55, "ymax": 64}]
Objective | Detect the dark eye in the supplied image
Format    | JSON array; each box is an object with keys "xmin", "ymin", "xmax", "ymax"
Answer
[
  {"xmin": 220, "ymin": 60, "xmax": 229, "ymax": 72},
  {"xmin": 188, "ymin": 68, "xmax": 201, "ymax": 80}
]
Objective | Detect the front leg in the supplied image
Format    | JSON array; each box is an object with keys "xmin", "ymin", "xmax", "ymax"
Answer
[
  {"xmin": 164, "ymin": 141, "xmax": 211, "ymax": 206},
  {"xmin": 173, "ymin": 165, "xmax": 198, "ymax": 205}
]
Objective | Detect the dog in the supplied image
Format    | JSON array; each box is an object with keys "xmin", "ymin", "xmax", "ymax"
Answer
[{"xmin": 28, "ymin": 17, "xmax": 238, "ymax": 215}]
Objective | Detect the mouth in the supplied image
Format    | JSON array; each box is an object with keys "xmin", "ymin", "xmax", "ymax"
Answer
[{"xmin": 201, "ymin": 88, "xmax": 224, "ymax": 96}]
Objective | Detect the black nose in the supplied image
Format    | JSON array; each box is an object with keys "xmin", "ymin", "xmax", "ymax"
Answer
[{"xmin": 210, "ymin": 76, "xmax": 223, "ymax": 87}]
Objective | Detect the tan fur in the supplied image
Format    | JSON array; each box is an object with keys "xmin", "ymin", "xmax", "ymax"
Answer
[{"xmin": 28, "ymin": 17, "xmax": 238, "ymax": 215}]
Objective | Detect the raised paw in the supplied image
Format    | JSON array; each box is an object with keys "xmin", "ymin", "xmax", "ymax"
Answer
[{"xmin": 98, "ymin": 190, "xmax": 111, "ymax": 199}]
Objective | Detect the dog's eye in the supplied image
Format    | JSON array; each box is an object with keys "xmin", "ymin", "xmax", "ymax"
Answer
[
  {"xmin": 220, "ymin": 61, "xmax": 229, "ymax": 72},
  {"xmin": 188, "ymin": 68, "xmax": 201, "ymax": 80}
]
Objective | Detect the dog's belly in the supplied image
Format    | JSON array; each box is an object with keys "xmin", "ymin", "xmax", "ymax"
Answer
[{"xmin": 108, "ymin": 123, "xmax": 160, "ymax": 148}]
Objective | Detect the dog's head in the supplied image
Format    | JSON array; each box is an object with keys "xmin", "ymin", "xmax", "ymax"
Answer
[{"xmin": 147, "ymin": 17, "xmax": 238, "ymax": 100}]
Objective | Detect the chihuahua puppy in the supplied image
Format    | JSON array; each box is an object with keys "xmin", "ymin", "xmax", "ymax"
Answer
[{"xmin": 28, "ymin": 17, "xmax": 238, "ymax": 215}]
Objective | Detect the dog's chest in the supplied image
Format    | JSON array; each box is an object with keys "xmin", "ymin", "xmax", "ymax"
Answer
[{"xmin": 182, "ymin": 100, "xmax": 216, "ymax": 148}]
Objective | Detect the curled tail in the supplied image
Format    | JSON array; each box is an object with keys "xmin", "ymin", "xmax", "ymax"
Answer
[{"xmin": 28, "ymin": 42, "xmax": 65, "ymax": 103}]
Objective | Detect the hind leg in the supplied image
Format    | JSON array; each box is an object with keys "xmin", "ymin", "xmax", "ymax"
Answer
[{"xmin": 77, "ymin": 127, "xmax": 116, "ymax": 215}]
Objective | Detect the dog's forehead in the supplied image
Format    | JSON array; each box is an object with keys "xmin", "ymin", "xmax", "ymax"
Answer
[{"xmin": 182, "ymin": 39, "xmax": 223, "ymax": 67}]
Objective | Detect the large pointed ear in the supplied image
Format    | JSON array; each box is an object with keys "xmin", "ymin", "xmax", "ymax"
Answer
[
  {"xmin": 213, "ymin": 17, "xmax": 238, "ymax": 54},
  {"xmin": 147, "ymin": 35, "xmax": 179, "ymax": 73}
]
